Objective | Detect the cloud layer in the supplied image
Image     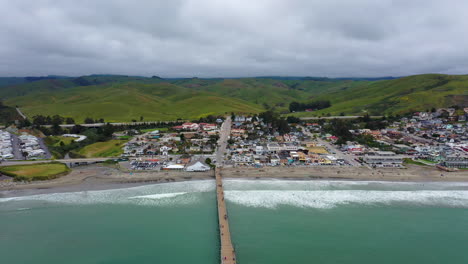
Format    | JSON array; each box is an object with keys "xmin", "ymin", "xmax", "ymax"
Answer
[{"xmin": 1, "ymin": 0, "xmax": 467, "ymax": 77}]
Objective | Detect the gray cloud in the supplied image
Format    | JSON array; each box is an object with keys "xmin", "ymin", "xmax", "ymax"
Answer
[{"xmin": 1, "ymin": 0, "xmax": 468, "ymax": 77}]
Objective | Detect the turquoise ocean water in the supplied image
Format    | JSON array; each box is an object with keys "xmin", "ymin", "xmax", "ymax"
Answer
[{"xmin": 1, "ymin": 179, "xmax": 468, "ymax": 264}]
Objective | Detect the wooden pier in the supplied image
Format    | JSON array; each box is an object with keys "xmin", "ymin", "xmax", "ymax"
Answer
[{"xmin": 216, "ymin": 168, "xmax": 237, "ymax": 264}]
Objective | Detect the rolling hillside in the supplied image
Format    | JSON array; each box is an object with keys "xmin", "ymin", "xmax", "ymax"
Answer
[
  {"xmin": 0, "ymin": 74, "xmax": 467, "ymax": 122},
  {"xmin": 3, "ymin": 81, "xmax": 263, "ymax": 122},
  {"xmin": 290, "ymin": 74, "xmax": 468, "ymax": 117}
]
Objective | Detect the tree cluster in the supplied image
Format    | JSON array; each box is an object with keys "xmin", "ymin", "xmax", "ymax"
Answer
[
  {"xmin": 31, "ymin": 115, "xmax": 75, "ymax": 126},
  {"xmin": 258, "ymin": 111, "xmax": 291, "ymax": 135},
  {"xmin": 289, "ymin": 100, "xmax": 331, "ymax": 112}
]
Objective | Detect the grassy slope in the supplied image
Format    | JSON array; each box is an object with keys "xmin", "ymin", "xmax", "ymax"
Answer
[
  {"xmin": 0, "ymin": 162, "xmax": 70, "ymax": 181},
  {"xmin": 290, "ymin": 74, "xmax": 468, "ymax": 116},
  {"xmin": 1, "ymin": 74, "xmax": 467, "ymax": 121},
  {"xmin": 77, "ymin": 140, "xmax": 128, "ymax": 158},
  {"xmin": 45, "ymin": 136, "xmax": 76, "ymax": 146},
  {"xmin": 7, "ymin": 82, "xmax": 263, "ymax": 122}
]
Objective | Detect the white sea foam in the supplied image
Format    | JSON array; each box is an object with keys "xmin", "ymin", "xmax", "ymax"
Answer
[
  {"xmin": 225, "ymin": 190, "xmax": 468, "ymax": 209},
  {"xmin": 0, "ymin": 180, "xmax": 215, "ymax": 206},
  {"xmin": 223, "ymin": 179, "xmax": 468, "ymax": 191},
  {"xmin": 129, "ymin": 192, "xmax": 187, "ymax": 199}
]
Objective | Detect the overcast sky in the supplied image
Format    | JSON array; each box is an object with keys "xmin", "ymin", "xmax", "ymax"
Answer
[{"xmin": 1, "ymin": 0, "xmax": 468, "ymax": 77}]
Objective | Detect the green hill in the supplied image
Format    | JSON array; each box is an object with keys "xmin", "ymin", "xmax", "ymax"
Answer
[
  {"xmin": 0, "ymin": 74, "xmax": 467, "ymax": 122},
  {"xmin": 4, "ymin": 81, "xmax": 263, "ymax": 122},
  {"xmin": 290, "ymin": 74, "xmax": 468, "ymax": 117}
]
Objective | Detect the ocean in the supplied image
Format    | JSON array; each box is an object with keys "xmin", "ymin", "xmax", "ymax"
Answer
[{"xmin": 1, "ymin": 179, "xmax": 468, "ymax": 264}]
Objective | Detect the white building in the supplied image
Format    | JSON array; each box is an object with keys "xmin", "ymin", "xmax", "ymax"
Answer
[
  {"xmin": 267, "ymin": 143, "xmax": 281, "ymax": 153},
  {"xmin": 185, "ymin": 161, "xmax": 211, "ymax": 172},
  {"xmin": 160, "ymin": 146, "xmax": 172, "ymax": 155}
]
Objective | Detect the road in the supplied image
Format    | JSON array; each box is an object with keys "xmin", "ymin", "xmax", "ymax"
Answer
[
  {"xmin": 16, "ymin": 107, "xmax": 27, "ymax": 119},
  {"xmin": 10, "ymin": 134, "xmax": 23, "ymax": 160},
  {"xmin": 42, "ymin": 120, "xmax": 190, "ymax": 128},
  {"xmin": 300, "ymin": 115, "xmax": 382, "ymax": 120},
  {"xmin": 38, "ymin": 138, "xmax": 52, "ymax": 159},
  {"xmin": 1, "ymin": 158, "xmax": 111, "ymax": 166},
  {"xmin": 216, "ymin": 117, "xmax": 232, "ymax": 167}
]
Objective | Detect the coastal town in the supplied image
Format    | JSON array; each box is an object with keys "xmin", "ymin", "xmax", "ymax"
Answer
[
  {"xmin": 109, "ymin": 108, "xmax": 467, "ymax": 172},
  {"xmin": 0, "ymin": 108, "xmax": 467, "ymax": 175}
]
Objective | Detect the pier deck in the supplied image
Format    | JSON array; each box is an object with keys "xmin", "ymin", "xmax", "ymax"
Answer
[{"xmin": 216, "ymin": 168, "xmax": 237, "ymax": 264}]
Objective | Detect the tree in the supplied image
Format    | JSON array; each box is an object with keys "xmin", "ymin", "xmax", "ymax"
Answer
[
  {"xmin": 18, "ymin": 118, "xmax": 31, "ymax": 128},
  {"xmin": 140, "ymin": 116, "xmax": 144, "ymax": 121},
  {"xmin": 51, "ymin": 123, "xmax": 63, "ymax": 135},
  {"xmin": 65, "ymin": 117, "xmax": 75, "ymax": 124},
  {"xmin": 84, "ymin": 117, "xmax": 94, "ymax": 124},
  {"xmin": 205, "ymin": 158, "xmax": 212, "ymax": 165},
  {"xmin": 276, "ymin": 118, "xmax": 291, "ymax": 135},
  {"xmin": 70, "ymin": 125, "xmax": 84, "ymax": 134},
  {"xmin": 51, "ymin": 115, "xmax": 64, "ymax": 125},
  {"xmin": 32, "ymin": 115, "xmax": 47, "ymax": 126},
  {"xmin": 102, "ymin": 123, "xmax": 115, "ymax": 138},
  {"xmin": 289, "ymin": 102, "xmax": 301, "ymax": 112},
  {"xmin": 286, "ymin": 116, "xmax": 301, "ymax": 124}
]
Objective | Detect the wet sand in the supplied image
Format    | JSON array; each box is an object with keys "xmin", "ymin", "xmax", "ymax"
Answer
[{"xmin": 0, "ymin": 164, "xmax": 467, "ymax": 198}]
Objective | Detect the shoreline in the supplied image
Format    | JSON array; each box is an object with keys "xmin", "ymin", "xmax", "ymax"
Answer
[{"xmin": 0, "ymin": 164, "xmax": 467, "ymax": 198}]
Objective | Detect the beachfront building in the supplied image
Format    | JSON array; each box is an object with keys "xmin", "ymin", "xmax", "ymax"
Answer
[
  {"xmin": 185, "ymin": 161, "xmax": 211, "ymax": 172},
  {"xmin": 162, "ymin": 164, "xmax": 185, "ymax": 170},
  {"xmin": 363, "ymin": 151, "xmax": 404, "ymax": 167},
  {"xmin": 267, "ymin": 143, "xmax": 281, "ymax": 153},
  {"xmin": 442, "ymin": 153, "xmax": 468, "ymax": 169},
  {"xmin": 231, "ymin": 154, "xmax": 253, "ymax": 165}
]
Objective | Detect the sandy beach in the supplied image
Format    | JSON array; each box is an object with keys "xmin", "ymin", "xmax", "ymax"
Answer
[
  {"xmin": 0, "ymin": 165, "xmax": 214, "ymax": 198},
  {"xmin": 0, "ymin": 164, "xmax": 467, "ymax": 198},
  {"xmin": 221, "ymin": 165, "xmax": 468, "ymax": 182}
]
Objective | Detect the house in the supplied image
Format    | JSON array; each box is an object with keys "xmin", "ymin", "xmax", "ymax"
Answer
[
  {"xmin": 267, "ymin": 143, "xmax": 281, "ymax": 153},
  {"xmin": 282, "ymin": 143, "xmax": 298, "ymax": 151},
  {"xmin": 160, "ymin": 145, "xmax": 172, "ymax": 155},
  {"xmin": 255, "ymin": 145, "xmax": 264, "ymax": 155},
  {"xmin": 269, "ymin": 154, "xmax": 280, "ymax": 165},
  {"xmin": 231, "ymin": 129, "xmax": 246, "ymax": 137},
  {"xmin": 189, "ymin": 145, "xmax": 201, "ymax": 152},
  {"xmin": 185, "ymin": 161, "xmax": 211, "ymax": 172},
  {"xmin": 163, "ymin": 164, "xmax": 185, "ymax": 170},
  {"xmin": 203, "ymin": 145, "xmax": 213, "ymax": 153},
  {"xmin": 200, "ymin": 123, "xmax": 217, "ymax": 131},
  {"xmin": 182, "ymin": 122, "xmax": 200, "ymax": 130},
  {"xmin": 231, "ymin": 154, "xmax": 253, "ymax": 164},
  {"xmin": 346, "ymin": 145, "xmax": 364, "ymax": 155}
]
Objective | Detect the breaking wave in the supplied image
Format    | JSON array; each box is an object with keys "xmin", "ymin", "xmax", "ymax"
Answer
[
  {"xmin": 0, "ymin": 180, "xmax": 215, "ymax": 206},
  {"xmin": 224, "ymin": 190, "xmax": 468, "ymax": 209},
  {"xmin": 223, "ymin": 179, "xmax": 468, "ymax": 209}
]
